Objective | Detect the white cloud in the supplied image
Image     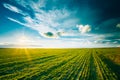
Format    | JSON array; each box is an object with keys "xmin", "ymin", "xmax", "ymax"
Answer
[
  {"xmin": 30, "ymin": 0, "xmax": 46, "ymax": 11},
  {"xmin": 3, "ymin": 3, "xmax": 20, "ymax": 13},
  {"xmin": 11, "ymin": 0, "xmax": 46, "ymax": 11},
  {"xmin": 5, "ymin": 0, "xmax": 89, "ymax": 39},
  {"xmin": 117, "ymin": 45, "xmax": 120, "ymax": 47},
  {"xmin": 76, "ymin": 24, "xmax": 91, "ymax": 33},
  {"xmin": 116, "ymin": 23, "xmax": 120, "ymax": 28},
  {"xmin": 113, "ymin": 41, "xmax": 118, "ymax": 44},
  {"xmin": 24, "ymin": 16, "xmax": 33, "ymax": 23},
  {"xmin": 5, "ymin": 0, "xmax": 79, "ymax": 39},
  {"xmin": 7, "ymin": 17, "xmax": 25, "ymax": 26},
  {"xmin": 0, "ymin": 42, "xmax": 6, "ymax": 45},
  {"xmin": 3, "ymin": 3, "xmax": 27, "ymax": 16},
  {"xmin": 7, "ymin": 7, "xmax": 76, "ymax": 38},
  {"xmin": 23, "ymin": 15, "xmax": 58, "ymax": 35},
  {"xmin": 7, "ymin": 16, "xmax": 59, "ymax": 38},
  {"xmin": 7, "ymin": 17, "xmax": 38, "ymax": 31}
]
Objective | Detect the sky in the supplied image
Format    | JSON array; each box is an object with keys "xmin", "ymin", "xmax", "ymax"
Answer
[{"xmin": 0, "ymin": 0, "xmax": 120, "ymax": 48}]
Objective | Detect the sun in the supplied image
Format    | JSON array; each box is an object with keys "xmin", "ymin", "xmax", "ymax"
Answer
[{"xmin": 18, "ymin": 35, "xmax": 29, "ymax": 44}]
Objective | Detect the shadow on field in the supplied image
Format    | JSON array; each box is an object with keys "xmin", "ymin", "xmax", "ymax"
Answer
[{"xmin": 99, "ymin": 54, "xmax": 120, "ymax": 80}]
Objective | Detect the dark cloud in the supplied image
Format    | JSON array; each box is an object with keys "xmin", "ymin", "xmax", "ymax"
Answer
[
  {"xmin": 68, "ymin": 0, "xmax": 120, "ymax": 26},
  {"xmin": 44, "ymin": 32, "xmax": 54, "ymax": 37},
  {"xmin": 88, "ymin": 0, "xmax": 120, "ymax": 21},
  {"xmin": 93, "ymin": 18, "xmax": 120, "ymax": 33},
  {"xmin": 44, "ymin": 0, "xmax": 120, "ymax": 28}
]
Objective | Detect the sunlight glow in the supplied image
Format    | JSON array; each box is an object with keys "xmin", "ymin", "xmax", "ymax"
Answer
[{"xmin": 19, "ymin": 36, "xmax": 28, "ymax": 43}]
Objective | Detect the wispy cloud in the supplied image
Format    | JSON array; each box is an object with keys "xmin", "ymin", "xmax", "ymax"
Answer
[
  {"xmin": 3, "ymin": 3, "xmax": 27, "ymax": 16},
  {"xmin": 0, "ymin": 42, "xmax": 8, "ymax": 45},
  {"xmin": 7, "ymin": 17, "xmax": 25, "ymax": 26},
  {"xmin": 3, "ymin": 3, "xmax": 21, "ymax": 13},
  {"xmin": 5, "ymin": 0, "xmax": 79, "ymax": 38},
  {"xmin": 11, "ymin": 0, "xmax": 46, "ymax": 11}
]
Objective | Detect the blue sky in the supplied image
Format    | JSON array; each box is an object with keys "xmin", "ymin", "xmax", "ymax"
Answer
[{"xmin": 0, "ymin": 0, "xmax": 120, "ymax": 48}]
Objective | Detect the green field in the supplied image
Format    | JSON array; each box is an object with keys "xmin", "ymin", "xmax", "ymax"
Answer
[{"xmin": 0, "ymin": 48, "xmax": 120, "ymax": 80}]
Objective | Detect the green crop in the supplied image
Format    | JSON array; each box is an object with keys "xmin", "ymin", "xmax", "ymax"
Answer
[{"xmin": 0, "ymin": 48, "xmax": 119, "ymax": 80}]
